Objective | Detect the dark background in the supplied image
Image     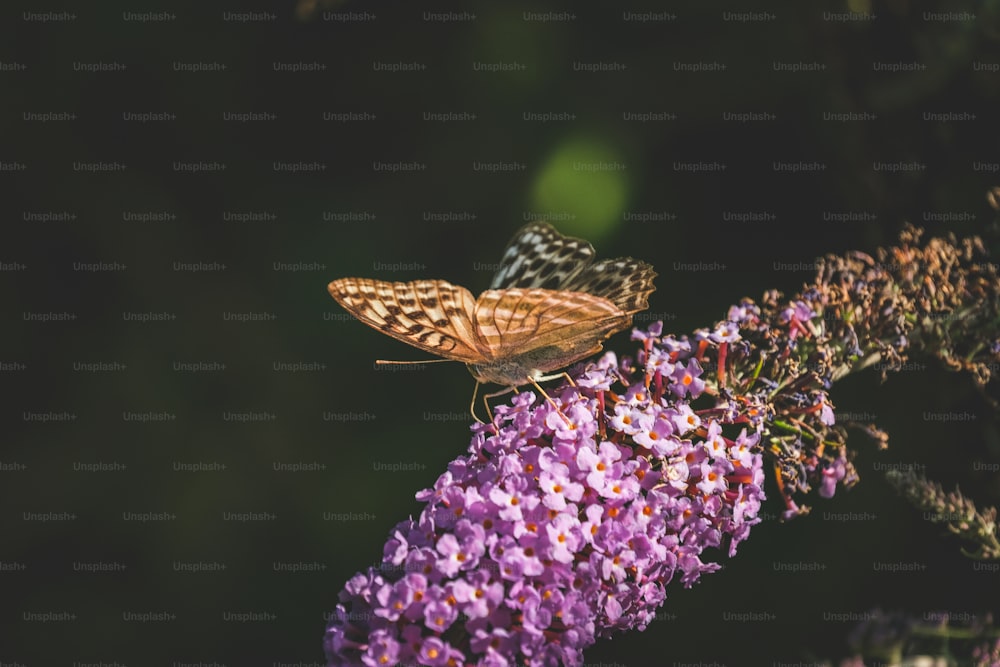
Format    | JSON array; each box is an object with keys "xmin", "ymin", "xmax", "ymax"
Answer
[{"xmin": 3, "ymin": 0, "xmax": 1000, "ymax": 665}]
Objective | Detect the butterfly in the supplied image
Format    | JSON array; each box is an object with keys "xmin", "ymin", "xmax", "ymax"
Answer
[{"xmin": 327, "ymin": 222, "xmax": 656, "ymax": 420}]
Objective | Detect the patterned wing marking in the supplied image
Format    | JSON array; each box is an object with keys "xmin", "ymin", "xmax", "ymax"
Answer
[
  {"xmin": 469, "ymin": 288, "xmax": 633, "ymax": 382},
  {"xmin": 560, "ymin": 258, "xmax": 657, "ymax": 314},
  {"xmin": 489, "ymin": 222, "xmax": 595, "ymax": 290},
  {"xmin": 327, "ymin": 278, "xmax": 484, "ymax": 362},
  {"xmin": 473, "ymin": 288, "xmax": 628, "ymax": 359}
]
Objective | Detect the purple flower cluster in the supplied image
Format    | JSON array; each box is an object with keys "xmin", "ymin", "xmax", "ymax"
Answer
[
  {"xmin": 324, "ymin": 324, "xmax": 766, "ymax": 666},
  {"xmin": 724, "ymin": 297, "xmax": 857, "ymax": 518},
  {"xmin": 972, "ymin": 636, "xmax": 1000, "ymax": 667}
]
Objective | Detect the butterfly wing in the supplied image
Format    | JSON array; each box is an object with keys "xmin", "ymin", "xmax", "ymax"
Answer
[
  {"xmin": 328, "ymin": 278, "xmax": 485, "ymax": 362},
  {"xmin": 560, "ymin": 257, "xmax": 657, "ymax": 314},
  {"xmin": 471, "ymin": 288, "xmax": 631, "ymax": 382},
  {"xmin": 490, "ymin": 222, "xmax": 656, "ymax": 313},
  {"xmin": 489, "ymin": 222, "xmax": 595, "ymax": 290}
]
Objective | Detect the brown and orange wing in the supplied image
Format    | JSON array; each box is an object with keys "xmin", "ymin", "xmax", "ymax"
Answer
[
  {"xmin": 328, "ymin": 278, "xmax": 485, "ymax": 363},
  {"xmin": 472, "ymin": 288, "xmax": 631, "ymax": 374}
]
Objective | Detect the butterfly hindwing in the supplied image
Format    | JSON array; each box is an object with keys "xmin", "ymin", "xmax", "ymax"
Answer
[
  {"xmin": 489, "ymin": 222, "xmax": 595, "ymax": 290},
  {"xmin": 490, "ymin": 223, "xmax": 656, "ymax": 315},
  {"xmin": 560, "ymin": 257, "xmax": 657, "ymax": 314},
  {"xmin": 473, "ymin": 288, "xmax": 627, "ymax": 358}
]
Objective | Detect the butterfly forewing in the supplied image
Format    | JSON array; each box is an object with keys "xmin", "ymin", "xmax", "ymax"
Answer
[{"xmin": 327, "ymin": 278, "xmax": 484, "ymax": 362}]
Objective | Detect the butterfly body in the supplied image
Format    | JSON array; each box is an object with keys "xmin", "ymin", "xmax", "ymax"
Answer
[
  {"xmin": 328, "ymin": 222, "xmax": 656, "ymax": 392},
  {"xmin": 465, "ymin": 341, "xmax": 607, "ymax": 386}
]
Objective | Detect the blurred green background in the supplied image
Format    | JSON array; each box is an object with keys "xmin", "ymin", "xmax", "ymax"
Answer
[{"xmin": 3, "ymin": 0, "xmax": 1000, "ymax": 664}]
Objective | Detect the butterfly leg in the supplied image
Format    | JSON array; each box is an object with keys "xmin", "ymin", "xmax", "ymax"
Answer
[
  {"xmin": 534, "ymin": 371, "xmax": 576, "ymax": 386},
  {"xmin": 481, "ymin": 386, "xmax": 518, "ymax": 434},
  {"xmin": 470, "ymin": 383, "xmax": 515, "ymax": 429},
  {"xmin": 472, "ymin": 381, "xmax": 504, "ymax": 432},
  {"xmin": 482, "ymin": 386, "xmax": 515, "ymax": 409},
  {"xmin": 469, "ymin": 381, "xmax": 487, "ymax": 424},
  {"xmin": 527, "ymin": 377, "xmax": 572, "ymax": 427}
]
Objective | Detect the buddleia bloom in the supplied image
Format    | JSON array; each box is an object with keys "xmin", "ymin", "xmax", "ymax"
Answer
[{"xmin": 324, "ymin": 323, "xmax": 767, "ymax": 666}]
